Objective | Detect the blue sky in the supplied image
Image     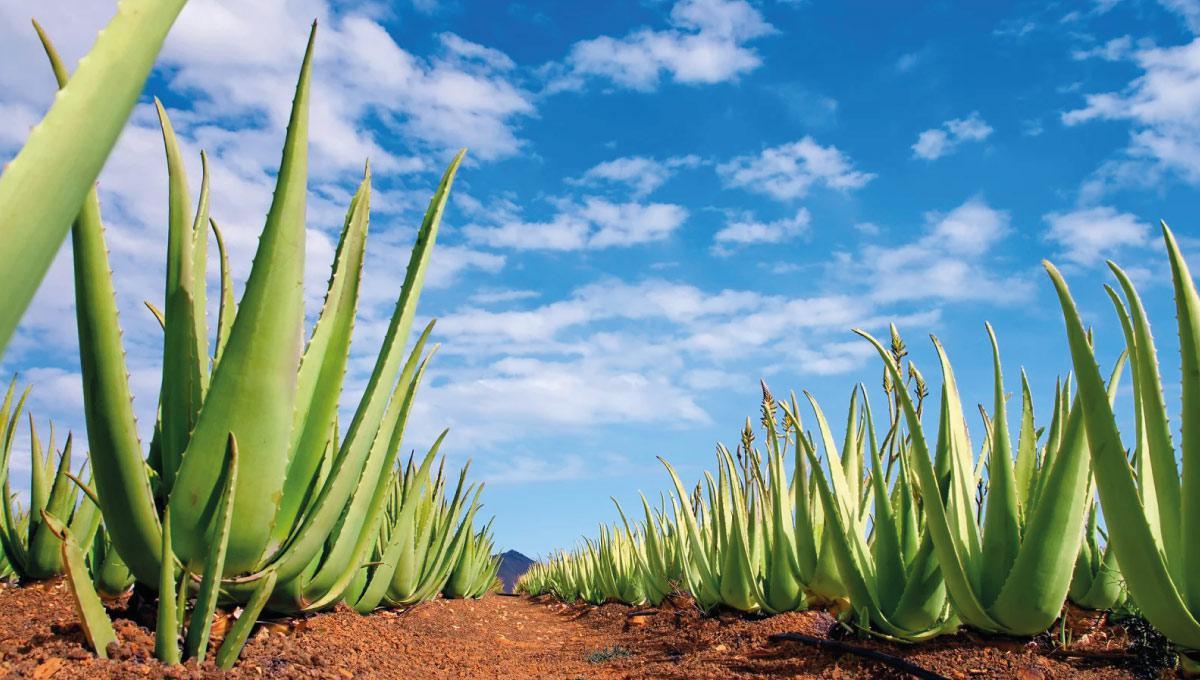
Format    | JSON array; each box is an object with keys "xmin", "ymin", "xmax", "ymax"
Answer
[{"xmin": 1, "ymin": 0, "xmax": 1199, "ymax": 557}]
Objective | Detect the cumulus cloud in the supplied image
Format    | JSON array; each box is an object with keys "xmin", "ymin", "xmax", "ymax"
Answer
[
  {"xmin": 547, "ymin": 0, "xmax": 775, "ymax": 92},
  {"xmin": 464, "ymin": 198, "xmax": 688, "ymax": 250},
  {"xmin": 911, "ymin": 112, "xmax": 993, "ymax": 160},
  {"xmin": 1063, "ymin": 36, "xmax": 1200, "ymax": 191},
  {"xmin": 569, "ymin": 155, "xmax": 701, "ymax": 198},
  {"xmin": 717, "ymin": 137, "xmax": 874, "ymax": 201},
  {"xmin": 404, "ymin": 275, "xmax": 933, "ymax": 449},
  {"xmin": 712, "ymin": 208, "xmax": 811, "ymax": 253},
  {"xmin": 1072, "ymin": 35, "xmax": 1133, "ymax": 61},
  {"xmin": 839, "ymin": 197, "xmax": 1033, "ymax": 304},
  {"xmin": 1043, "ymin": 206, "xmax": 1150, "ymax": 266}
]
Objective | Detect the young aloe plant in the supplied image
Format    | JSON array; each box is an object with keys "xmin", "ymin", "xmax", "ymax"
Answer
[
  {"xmin": 1047, "ymin": 224, "xmax": 1200, "ymax": 661},
  {"xmin": 38, "ymin": 21, "xmax": 471, "ymax": 666},
  {"xmin": 1068, "ymin": 499, "xmax": 1125, "ymax": 611},
  {"xmin": 0, "ymin": 381, "xmax": 101, "ymax": 581},
  {"xmin": 0, "ymin": 2, "xmax": 187, "ymax": 356},
  {"xmin": 382, "ymin": 458, "xmax": 483, "ymax": 608},
  {"xmin": 855, "ymin": 322, "xmax": 1102, "ymax": 636},
  {"xmin": 443, "ymin": 519, "xmax": 501, "ymax": 599},
  {"xmin": 804, "ymin": 375, "xmax": 956, "ymax": 642}
]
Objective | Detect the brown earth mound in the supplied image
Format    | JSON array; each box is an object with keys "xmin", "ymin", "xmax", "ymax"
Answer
[{"xmin": 0, "ymin": 579, "xmax": 1156, "ymax": 678}]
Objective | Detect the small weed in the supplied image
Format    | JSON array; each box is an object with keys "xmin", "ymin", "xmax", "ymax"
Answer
[{"xmin": 584, "ymin": 646, "xmax": 632, "ymax": 663}]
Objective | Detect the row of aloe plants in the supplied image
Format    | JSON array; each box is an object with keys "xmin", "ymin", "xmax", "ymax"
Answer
[
  {"xmin": 520, "ymin": 227, "xmax": 1198, "ymax": 667},
  {"xmin": 0, "ymin": 7, "xmax": 501, "ymax": 670}
]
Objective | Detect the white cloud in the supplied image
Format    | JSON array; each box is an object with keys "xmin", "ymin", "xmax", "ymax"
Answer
[
  {"xmin": 430, "ymin": 356, "xmax": 709, "ymax": 428},
  {"xmin": 1072, "ymin": 35, "xmax": 1133, "ymax": 61},
  {"xmin": 481, "ymin": 454, "xmax": 588, "ymax": 485},
  {"xmin": 438, "ymin": 32, "xmax": 517, "ymax": 72},
  {"xmin": 464, "ymin": 198, "xmax": 688, "ymax": 250},
  {"xmin": 569, "ymin": 155, "xmax": 701, "ymax": 198},
  {"xmin": 912, "ymin": 112, "xmax": 993, "ymax": 160},
  {"xmin": 469, "ymin": 288, "xmax": 541, "ymax": 305},
  {"xmin": 131, "ymin": 1, "xmax": 533, "ymax": 166},
  {"xmin": 1043, "ymin": 206, "xmax": 1150, "ymax": 266},
  {"xmin": 717, "ymin": 137, "xmax": 874, "ymax": 201},
  {"xmin": 713, "ymin": 208, "xmax": 811, "ymax": 252},
  {"xmin": 844, "ymin": 197, "xmax": 1032, "ymax": 304},
  {"xmin": 1063, "ymin": 37, "xmax": 1200, "ymax": 188},
  {"xmin": 403, "ymin": 275, "xmax": 921, "ymax": 450},
  {"xmin": 548, "ymin": 0, "xmax": 775, "ymax": 92},
  {"xmin": 1160, "ymin": 0, "xmax": 1200, "ymax": 33},
  {"xmin": 412, "ymin": 0, "xmax": 440, "ymax": 14}
]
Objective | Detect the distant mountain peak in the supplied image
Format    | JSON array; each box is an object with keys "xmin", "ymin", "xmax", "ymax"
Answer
[{"xmin": 496, "ymin": 550, "xmax": 534, "ymax": 593}]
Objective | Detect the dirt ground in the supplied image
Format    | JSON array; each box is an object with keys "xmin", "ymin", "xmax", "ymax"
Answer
[{"xmin": 0, "ymin": 579, "xmax": 1165, "ymax": 678}]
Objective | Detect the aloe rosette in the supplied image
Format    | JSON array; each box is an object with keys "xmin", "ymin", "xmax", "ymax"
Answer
[
  {"xmin": 1068, "ymin": 499, "xmax": 1125, "ymax": 611},
  {"xmin": 803, "ymin": 376, "xmax": 955, "ymax": 641},
  {"xmin": 0, "ymin": 381, "xmax": 101, "ymax": 581},
  {"xmin": 855, "ymin": 322, "xmax": 1099, "ymax": 636},
  {"xmin": 1047, "ymin": 224, "xmax": 1200, "ymax": 660},
  {"xmin": 36, "ymin": 20, "xmax": 474, "ymax": 666},
  {"xmin": 444, "ymin": 519, "xmax": 501, "ymax": 599}
]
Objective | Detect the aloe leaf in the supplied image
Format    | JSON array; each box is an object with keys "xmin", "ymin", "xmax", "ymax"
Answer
[
  {"xmin": 184, "ymin": 433, "xmax": 239, "ymax": 662},
  {"xmin": 979, "ymin": 323, "xmax": 1021, "ymax": 608},
  {"xmin": 210, "ymin": 219, "xmax": 237, "ymax": 365},
  {"xmin": 929, "ymin": 339, "xmax": 983, "ymax": 573},
  {"xmin": 1109, "ymin": 261, "xmax": 1182, "ymax": 576},
  {"xmin": 1162, "ymin": 224, "xmax": 1200, "ymax": 616},
  {"xmin": 156, "ymin": 507, "xmax": 179, "ymax": 665},
  {"xmin": 0, "ymin": 0, "xmax": 187, "ymax": 354},
  {"xmin": 190, "ymin": 152, "xmax": 211, "ymax": 385},
  {"xmin": 1103, "ymin": 285, "xmax": 1162, "ymax": 549},
  {"xmin": 215, "ymin": 568, "xmax": 275, "ymax": 670},
  {"xmin": 262, "ymin": 324, "xmax": 436, "ymax": 598},
  {"xmin": 269, "ymin": 168, "xmax": 371, "ymax": 552},
  {"xmin": 1013, "ymin": 370, "xmax": 1038, "ymax": 513},
  {"xmin": 296, "ymin": 344, "xmax": 440, "ymax": 611},
  {"xmin": 169, "ymin": 24, "xmax": 316, "ymax": 574},
  {"xmin": 803, "ymin": 392, "xmax": 859, "ymax": 532},
  {"xmin": 44, "ymin": 511, "xmax": 117, "ymax": 658},
  {"xmin": 154, "ymin": 98, "xmax": 201, "ymax": 493},
  {"xmin": 868, "ymin": 429, "xmax": 906, "ymax": 615}
]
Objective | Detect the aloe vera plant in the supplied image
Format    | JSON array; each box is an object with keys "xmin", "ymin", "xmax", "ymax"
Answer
[
  {"xmin": 0, "ymin": 380, "xmax": 101, "ymax": 581},
  {"xmin": 1068, "ymin": 499, "xmax": 1124, "ymax": 611},
  {"xmin": 444, "ymin": 520, "xmax": 502, "ymax": 599},
  {"xmin": 803, "ymin": 358, "xmax": 955, "ymax": 641},
  {"xmin": 1047, "ymin": 224, "xmax": 1200, "ymax": 659},
  {"xmin": 35, "ymin": 21, "xmax": 474, "ymax": 666},
  {"xmin": 855, "ymin": 321, "xmax": 1109, "ymax": 636},
  {"xmin": 341, "ymin": 443, "xmax": 485, "ymax": 613},
  {"xmin": 0, "ymin": 1, "xmax": 187, "ymax": 356}
]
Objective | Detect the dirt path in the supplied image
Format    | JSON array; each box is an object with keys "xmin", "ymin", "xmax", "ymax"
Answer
[{"xmin": 0, "ymin": 580, "xmax": 1145, "ymax": 678}]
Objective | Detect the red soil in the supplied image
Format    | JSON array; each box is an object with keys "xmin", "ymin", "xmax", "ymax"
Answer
[{"xmin": 0, "ymin": 580, "xmax": 1146, "ymax": 678}]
